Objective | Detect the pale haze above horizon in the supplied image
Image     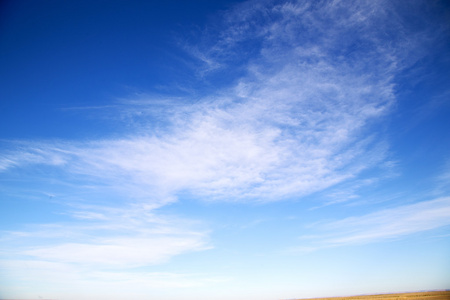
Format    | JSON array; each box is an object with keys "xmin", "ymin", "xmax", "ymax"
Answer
[{"xmin": 0, "ymin": 0, "xmax": 449, "ymax": 299}]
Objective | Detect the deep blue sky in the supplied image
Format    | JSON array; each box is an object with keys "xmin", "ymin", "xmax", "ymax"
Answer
[
  {"xmin": 1, "ymin": 1, "xmax": 450, "ymax": 300},
  {"xmin": 1, "ymin": 0, "xmax": 241, "ymax": 139}
]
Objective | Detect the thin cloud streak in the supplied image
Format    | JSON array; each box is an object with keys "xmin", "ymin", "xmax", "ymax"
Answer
[
  {"xmin": 295, "ymin": 197, "xmax": 450, "ymax": 251},
  {"xmin": 23, "ymin": 236, "xmax": 208, "ymax": 267}
]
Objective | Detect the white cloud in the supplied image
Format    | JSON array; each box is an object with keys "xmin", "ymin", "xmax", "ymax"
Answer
[
  {"xmin": 23, "ymin": 236, "xmax": 209, "ymax": 267},
  {"xmin": 0, "ymin": 259, "xmax": 229, "ymax": 297},
  {"xmin": 0, "ymin": 55, "xmax": 394, "ymax": 204},
  {"xmin": 0, "ymin": 146, "xmax": 67, "ymax": 171},
  {"xmin": 1, "ymin": 204, "xmax": 210, "ymax": 268},
  {"xmin": 1, "ymin": 0, "xmax": 426, "ymax": 205},
  {"xmin": 0, "ymin": 95, "xmax": 388, "ymax": 204},
  {"xmin": 0, "ymin": 196, "xmax": 211, "ymax": 297},
  {"xmin": 295, "ymin": 197, "xmax": 450, "ymax": 251}
]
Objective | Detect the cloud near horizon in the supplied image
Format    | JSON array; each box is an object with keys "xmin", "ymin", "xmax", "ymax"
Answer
[{"xmin": 293, "ymin": 196, "xmax": 450, "ymax": 252}]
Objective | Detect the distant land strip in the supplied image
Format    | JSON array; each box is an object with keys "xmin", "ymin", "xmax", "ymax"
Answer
[{"xmin": 292, "ymin": 291, "xmax": 450, "ymax": 300}]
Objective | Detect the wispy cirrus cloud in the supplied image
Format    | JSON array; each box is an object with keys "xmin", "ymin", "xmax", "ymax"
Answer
[
  {"xmin": 294, "ymin": 197, "xmax": 450, "ymax": 252},
  {"xmin": 0, "ymin": 93, "xmax": 388, "ymax": 204},
  {"xmin": 1, "ymin": 0, "xmax": 429, "ymax": 205},
  {"xmin": 189, "ymin": 0, "xmax": 427, "ymax": 77}
]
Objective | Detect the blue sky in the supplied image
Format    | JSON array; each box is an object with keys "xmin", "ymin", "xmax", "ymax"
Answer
[{"xmin": 1, "ymin": 0, "xmax": 450, "ymax": 299}]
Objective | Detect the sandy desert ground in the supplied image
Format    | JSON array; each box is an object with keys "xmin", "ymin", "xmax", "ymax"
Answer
[{"xmin": 293, "ymin": 291, "xmax": 450, "ymax": 300}]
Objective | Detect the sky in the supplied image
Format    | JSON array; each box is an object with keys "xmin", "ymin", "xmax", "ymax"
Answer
[{"xmin": 0, "ymin": 0, "xmax": 450, "ymax": 299}]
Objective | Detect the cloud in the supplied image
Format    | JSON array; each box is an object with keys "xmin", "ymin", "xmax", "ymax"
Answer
[
  {"xmin": 0, "ymin": 145, "xmax": 67, "ymax": 171},
  {"xmin": 0, "ymin": 259, "xmax": 229, "ymax": 298},
  {"xmin": 23, "ymin": 236, "xmax": 208, "ymax": 266},
  {"xmin": 1, "ymin": 205, "xmax": 210, "ymax": 268},
  {"xmin": 0, "ymin": 204, "xmax": 220, "ymax": 298},
  {"xmin": 189, "ymin": 0, "xmax": 427, "ymax": 77},
  {"xmin": 2, "ymin": 0, "xmax": 433, "ymax": 206},
  {"xmin": 295, "ymin": 197, "xmax": 450, "ymax": 251},
  {"xmin": 0, "ymin": 94, "xmax": 388, "ymax": 204},
  {"xmin": 1, "ymin": 0, "xmax": 431, "ymax": 206}
]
